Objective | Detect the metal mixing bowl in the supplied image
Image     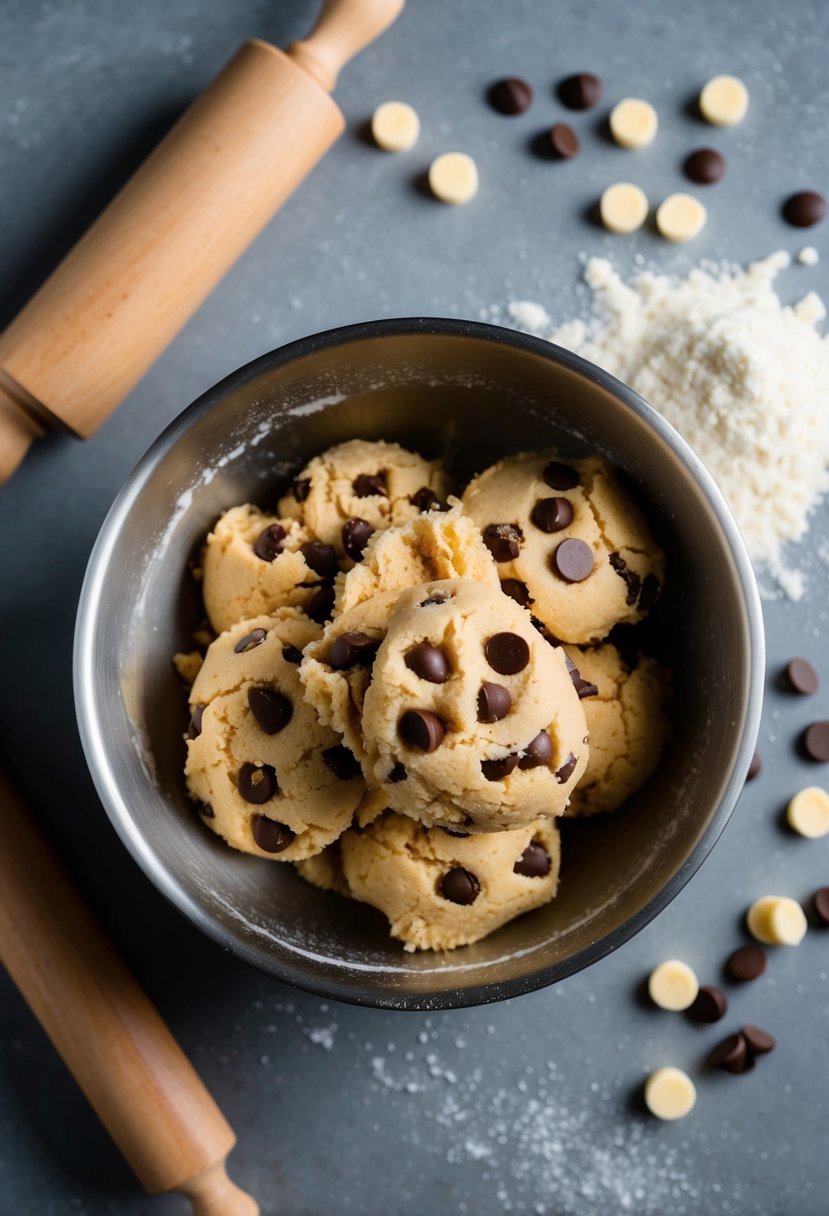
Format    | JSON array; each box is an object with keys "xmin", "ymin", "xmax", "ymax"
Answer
[{"xmin": 74, "ymin": 319, "xmax": 763, "ymax": 1010}]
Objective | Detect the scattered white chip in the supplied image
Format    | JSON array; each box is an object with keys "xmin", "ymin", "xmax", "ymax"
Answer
[
  {"xmin": 787, "ymin": 786, "xmax": 829, "ymax": 838},
  {"xmin": 699, "ymin": 75, "xmax": 749, "ymax": 126},
  {"xmin": 655, "ymin": 193, "xmax": 707, "ymax": 242},
  {"xmin": 371, "ymin": 101, "xmax": 421, "ymax": 152},
  {"xmin": 599, "ymin": 183, "xmax": 649, "ymax": 234},
  {"xmin": 648, "ymin": 960, "xmax": 699, "ymax": 1011},
  {"xmin": 609, "ymin": 98, "xmax": 659, "ymax": 149},
  {"xmin": 798, "ymin": 245, "xmax": 820, "ymax": 266},
  {"xmin": 644, "ymin": 1067, "xmax": 697, "ymax": 1120},
  {"xmin": 428, "ymin": 152, "xmax": 479, "ymax": 205},
  {"xmin": 747, "ymin": 895, "xmax": 807, "ymax": 945}
]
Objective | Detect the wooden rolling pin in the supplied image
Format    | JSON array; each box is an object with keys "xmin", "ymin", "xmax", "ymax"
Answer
[
  {"xmin": 0, "ymin": 768, "xmax": 258, "ymax": 1214},
  {"xmin": 0, "ymin": 0, "xmax": 404, "ymax": 481}
]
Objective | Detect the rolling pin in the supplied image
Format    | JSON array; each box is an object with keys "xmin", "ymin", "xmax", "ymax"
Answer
[
  {"xmin": 0, "ymin": 768, "xmax": 258, "ymax": 1214},
  {"xmin": 0, "ymin": 0, "xmax": 404, "ymax": 481}
]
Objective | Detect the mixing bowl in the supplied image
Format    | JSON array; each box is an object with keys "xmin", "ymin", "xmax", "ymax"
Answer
[{"xmin": 74, "ymin": 319, "xmax": 763, "ymax": 1010}]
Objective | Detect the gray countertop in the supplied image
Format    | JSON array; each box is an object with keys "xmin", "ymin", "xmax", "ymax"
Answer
[{"xmin": 1, "ymin": 1, "xmax": 828, "ymax": 1212}]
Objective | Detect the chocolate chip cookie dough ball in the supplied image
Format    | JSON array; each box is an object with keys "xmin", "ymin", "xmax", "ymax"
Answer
[
  {"xmin": 278, "ymin": 439, "xmax": 451, "ymax": 561},
  {"xmin": 462, "ymin": 454, "xmax": 665, "ymax": 644},
  {"xmin": 295, "ymin": 843, "xmax": 351, "ymax": 897},
  {"xmin": 340, "ymin": 813, "xmax": 561, "ymax": 951},
  {"xmin": 360, "ymin": 579, "xmax": 588, "ymax": 832},
  {"xmin": 185, "ymin": 611, "xmax": 365, "ymax": 861},
  {"xmin": 563, "ymin": 643, "xmax": 671, "ymax": 816}
]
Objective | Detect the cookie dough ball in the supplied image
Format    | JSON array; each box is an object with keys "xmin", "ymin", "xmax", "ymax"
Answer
[
  {"xmin": 295, "ymin": 843, "xmax": 350, "ymax": 897},
  {"xmin": 462, "ymin": 453, "xmax": 665, "ymax": 643},
  {"xmin": 361, "ymin": 579, "xmax": 588, "ymax": 832},
  {"xmin": 185, "ymin": 612, "xmax": 365, "ymax": 861},
  {"xmin": 278, "ymin": 439, "xmax": 451, "ymax": 560},
  {"xmin": 340, "ymin": 813, "xmax": 561, "ymax": 951},
  {"xmin": 563, "ymin": 643, "xmax": 671, "ymax": 816}
]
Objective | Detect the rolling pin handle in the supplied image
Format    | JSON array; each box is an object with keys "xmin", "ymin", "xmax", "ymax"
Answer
[
  {"xmin": 288, "ymin": 0, "xmax": 405, "ymax": 92},
  {"xmin": 180, "ymin": 1159, "xmax": 260, "ymax": 1216}
]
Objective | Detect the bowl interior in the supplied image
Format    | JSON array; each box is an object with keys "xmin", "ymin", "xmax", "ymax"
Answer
[{"xmin": 77, "ymin": 323, "xmax": 760, "ymax": 1009}]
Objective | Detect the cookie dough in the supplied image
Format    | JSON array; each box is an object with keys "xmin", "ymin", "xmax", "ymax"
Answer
[
  {"xmin": 562, "ymin": 643, "xmax": 671, "ymax": 816},
  {"xmin": 295, "ymin": 843, "xmax": 350, "ymax": 897},
  {"xmin": 360, "ymin": 579, "xmax": 588, "ymax": 832},
  {"xmin": 185, "ymin": 611, "xmax": 365, "ymax": 861},
  {"xmin": 340, "ymin": 812, "xmax": 561, "ymax": 951},
  {"xmin": 278, "ymin": 440, "xmax": 451, "ymax": 561},
  {"xmin": 462, "ymin": 453, "xmax": 665, "ymax": 644}
]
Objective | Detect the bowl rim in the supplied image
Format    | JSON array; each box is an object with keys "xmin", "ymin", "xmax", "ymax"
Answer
[{"xmin": 74, "ymin": 316, "xmax": 765, "ymax": 1010}]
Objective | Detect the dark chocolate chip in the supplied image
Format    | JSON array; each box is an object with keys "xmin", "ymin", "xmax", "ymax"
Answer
[
  {"xmin": 553, "ymin": 538, "xmax": 594, "ymax": 583},
  {"xmin": 550, "ymin": 122, "xmax": 580, "ymax": 159},
  {"xmin": 342, "ymin": 517, "xmax": 375, "ymax": 560},
  {"xmin": 519, "ymin": 730, "xmax": 553, "ymax": 770},
  {"xmin": 322, "ymin": 744, "xmax": 362, "ymax": 780},
  {"xmin": 638, "ymin": 572, "xmax": 660, "ymax": 613},
  {"xmin": 292, "ymin": 476, "xmax": 311, "ymax": 502},
  {"xmin": 785, "ymin": 658, "xmax": 819, "ymax": 695},
  {"xmin": 253, "ymin": 523, "xmax": 287, "ymax": 562},
  {"xmin": 252, "ymin": 814, "xmax": 295, "ymax": 853},
  {"xmin": 247, "ymin": 687, "xmax": 293, "ymax": 735},
  {"xmin": 687, "ymin": 985, "xmax": 727, "ymax": 1024},
  {"xmin": 485, "ymin": 632, "xmax": 530, "ymax": 675},
  {"xmin": 746, "ymin": 750, "xmax": 762, "ymax": 781},
  {"xmin": 329, "ymin": 631, "xmax": 378, "ymax": 670},
  {"xmin": 481, "ymin": 754, "xmax": 519, "ymax": 781},
  {"xmin": 543, "ymin": 461, "xmax": 580, "ymax": 490},
  {"xmin": 564, "ymin": 656, "xmax": 599, "ymax": 699},
  {"xmin": 741, "ymin": 1024, "xmax": 775, "ymax": 1055},
  {"xmin": 483, "ymin": 522, "xmax": 523, "ymax": 562},
  {"xmin": 420, "ymin": 591, "xmax": 451, "ymax": 607},
  {"xmin": 235, "ymin": 627, "xmax": 267, "ymax": 654},
  {"xmin": 237, "ymin": 762, "xmax": 278, "ymax": 804},
  {"xmin": 726, "ymin": 944, "xmax": 766, "ymax": 982},
  {"xmin": 803, "ymin": 721, "xmax": 829, "ymax": 762},
  {"xmin": 352, "ymin": 472, "xmax": 387, "ymax": 497},
  {"xmin": 500, "ymin": 578, "xmax": 532, "ymax": 607},
  {"xmin": 399, "ymin": 709, "xmax": 445, "ymax": 752},
  {"xmin": 477, "ymin": 681, "xmax": 512, "ymax": 723},
  {"xmin": 440, "ymin": 826, "xmax": 471, "ymax": 838},
  {"xmin": 531, "ymin": 496, "xmax": 574, "ymax": 534},
  {"xmin": 197, "ymin": 801, "xmax": 215, "ymax": 818},
  {"xmin": 301, "ymin": 541, "xmax": 339, "ymax": 578},
  {"xmin": 513, "ymin": 839, "xmax": 551, "ymax": 878},
  {"xmin": 406, "ymin": 641, "xmax": 451, "ymax": 683},
  {"xmin": 683, "ymin": 147, "xmax": 726, "ymax": 185},
  {"xmin": 306, "ymin": 583, "xmax": 335, "ymax": 624},
  {"xmin": 282, "ymin": 645, "xmax": 304, "ymax": 665},
  {"xmin": 488, "ymin": 76, "xmax": 534, "ymax": 115},
  {"xmin": 557, "ymin": 72, "xmax": 603, "ymax": 111},
  {"xmin": 782, "ymin": 190, "xmax": 827, "ymax": 228},
  {"xmin": 439, "ymin": 867, "xmax": 481, "ymax": 905},
  {"xmin": 555, "ymin": 752, "xmax": 578, "ymax": 784},
  {"xmin": 707, "ymin": 1031, "xmax": 748, "ymax": 1074},
  {"xmin": 814, "ymin": 887, "xmax": 829, "ymax": 926},
  {"xmin": 387, "ymin": 761, "xmax": 407, "ymax": 783},
  {"xmin": 410, "ymin": 486, "xmax": 443, "ymax": 512},
  {"xmin": 187, "ymin": 703, "xmax": 205, "ymax": 739},
  {"xmin": 609, "ymin": 552, "xmax": 641, "ymax": 605}
]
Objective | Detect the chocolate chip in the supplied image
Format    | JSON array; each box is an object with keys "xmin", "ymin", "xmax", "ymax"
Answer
[
  {"xmin": 282, "ymin": 645, "xmax": 304, "ymax": 664},
  {"xmin": 477, "ymin": 682, "xmax": 512, "ymax": 723},
  {"xmin": 531, "ymin": 496, "xmax": 574, "ymax": 534},
  {"xmin": 803, "ymin": 721, "xmax": 829, "ymax": 762},
  {"xmin": 290, "ymin": 476, "xmax": 310, "ymax": 504},
  {"xmin": 419, "ymin": 591, "xmax": 451, "ymax": 607},
  {"xmin": 782, "ymin": 190, "xmax": 827, "ymax": 228},
  {"xmin": 439, "ymin": 867, "xmax": 481, "ymax": 905},
  {"xmin": 741, "ymin": 1025, "xmax": 775, "ymax": 1056},
  {"xmin": 557, "ymin": 72, "xmax": 603, "ymax": 111},
  {"xmin": 785, "ymin": 658, "xmax": 819, "ymax": 695},
  {"xmin": 683, "ymin": 147, "xmax": 726, "ymax": 185},
  {"xmin": 251, "ymin": 814, "xmax": 295, "ymax": 853},
  {"xmin": 406, "ymin": 641, "xmax": 450, "ymax": 683},
  {"xmin": 726, "ymin": 944, "xmax": 766, "ymax": 982},
  {"xmin": 197, "ymin": 801, "xmax": 214, "ymax": 818},
  {"xmin": 301, "ymin": 541, "xmax": 339, "ymax": 578},
  {"xmin": 814, "ymin": 887, "xmax": 829, "ymax": 926},
  {"xmin": 482, "ymin": 523, "xmax": 523, "ymax": 562},
  {"xmin": 247, "ymin": 687, "xmax": 293, "ymax": 735},
  {"xmin": 253, "ymin": 523, "xmax": 286, "ymax": 562},
  {"xmin": 550, "ymin": 122, "xmax": 580, "ymax": 159},
  {"xmin": 687, "ymin": 985, "xmax": 727, "ymax": 1023},
  {"xmin": 638, "ymin": 572, "xmax": 660, "ymax": 613},
  {"xmin": 707, "ymin": 1031, "xmax": 748, "ymax": 1074},
  {"xmin": 488, "ymin": 76, "xmax": 533, "ymax": 115},
  {"xmin": 555, "ymin": 752, "xmax": 578, "ymax": 783},
  {"xmin": 322, "ymin": 744, "xmax": 361, "ymax": 780},
  {"xmin": 513, "ymin": 839, "xmax": 551, "ymax": 878},
  {"xmin": 352, "ymin": 472, "xmax": 387, "ymax": 497},
  {"xmin": 543, "ymin": 461, "xmax": 580, "ymax": 490},
  {"xmin": 564, "ymin": 655, "xmax": 599, "ymax": 699},
  {"xmin": 440, "ymin": 826, "xmax": 471, "ymax": 838},
  {"xmin": 237, "ymin": 762, "xmax": 278, "ymax": 804},
  {"xmin": 187, "ymin": 703, "xmax": 205, "ymax": 739},
  {"xmin": 410, "ymin": 486, "xmax": 443, "ymax": 512},
  {"xmin": 387, "ymin": 761, "xmax": 407, "ymax": 783},
  {"xmin": 746, "ymin": 750, "xmax": 762, "ymax": 782},
  {"xmin": 399, "ymin": 709, "xmax": 445, "ymax": 752},
  {"xmin": 609, "ymin": 552, "xmax": 641, "ymax": 605},
  {"xmin": 481, "ymin": 754, "xmax": 519, "ymax": 781},
  {"xmin": 342, "ymin": 517, "xmax": 375, "ymax": 560},
  {"xmin": 553, "ymin": 539, "xmax": 594, "ymax": 583},
  {"xmin": 306, "ymin": 583, "xmax": 335, "ymax": 624},
  {"xmin": 329, "ymin": 631, "xmax": 378, "ymax": 670},
  {"xmin": 519, "ymin": 730, "xmax": 552, "ymax": 770},
  {"xmin": 500, "ymin": 578, "xmax": 532, "ymax": 606},
  {"xmin": 485, "ymin": 632, "xmax": 530, "ymax": 675},
  {"xmin": 235, "ymin": 627, "xmax": 267, "ymax": 654}
]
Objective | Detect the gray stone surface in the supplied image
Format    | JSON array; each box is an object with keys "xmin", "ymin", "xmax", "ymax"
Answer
[{"xmin": 1, "ymin": 0, "xmax": 828, "ymax": 1212}]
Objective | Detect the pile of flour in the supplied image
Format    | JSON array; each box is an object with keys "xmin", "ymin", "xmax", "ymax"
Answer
[{"xmin": 505, "ymin": 253, "xmax": 829, "ymax": 599}]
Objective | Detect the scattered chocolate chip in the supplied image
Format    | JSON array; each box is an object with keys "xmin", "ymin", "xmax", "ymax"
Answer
[
  {"xmin": 187, "ymin": 703, "xmax": 205, "ymax": 740},
  {"xmin": 197, "ymin": 801, "xmax": 215, "ymax": 818},
  {"xmin": 405, "ymin": 641, "xmax": 451, "ymax": 683},
  {"xmin": 439, "ymin": 867, "xmax": 481, "ymax": 905},
  {"xmin": 500, "ymin": 578, "xmax": 532, "ymax": 606},
  {"xmin": 301, "ymin": 541, "xmax": 339, "ymax": 578},
  {"xmin": 813, "ymin": 887, "xmax": 829, "ymax": 926},
  {"xmin": 306, "ymin": 583, "xmax": 335, "ymax": 624},
  {"xmin": 247, "ymin": 687, "xmax": 293, "ymax": 735},
  {"xmin": 322, "ymin": 744, "xmax": 362, "ymax": 780},
  {"xmin": 555, "ymin": 752, "xmax": 578, "ymax": 784},
  {"xmin": 329, "ymin": 631, "xmax": 379, "ymax": 670},
  {"xmin": 783, "ymin": 190, "xmax": 827, "ymax": 228},
  {"xmin": 478, "ymin": 682, "xmax": 512, "ymax": 723},
  {"xmin": 519, "ymin": 730, "xmax": 553, "ymax": 770},
  {"xmin": 485, "ymin": 632, "xmax": 530, "ymax": 675},
  {"xmin": 419, "ymin": 591, "xmax": 451, "ymax": 607},
  {"xmin": 399, "ymin": 709, "xmax": 445, "ymax": 752},
  {"xmin": 410, "ymin": 486, "xmax": 443, "ymax": 512},
  {"xmin": 292, "ymin": 476, "xmax": 311, "ymax": 502},
  {"xmin": 557, "ymin": 72, "xmax": 603, "ymax": 111},
  {"xmin": 742, "ymin": 1025, "xmax": 775, "ymax": 1056},
  {"xmin": 252, "ymin": 814, "xmax": 295, "ymax": 853},
  {"xmin": 550, "ymin": 122, "xmax": 580, "ymax": 159},
  {"xmin": 785, "ymin": 658, "xmax": 819, "ymax": 695},
  {"xmin": 531, "ymin": 496, "xmax": 574, "ymax": 534},
  {"xmin": 687, "ymin": 985, "xmax": 727, "ymax": 1023},
  {"xmin": 553, "ymin": 538, "xmax": 594, "ymax": 583},
  {"xmin": 282, "ymin": 644, "xmax": 304, "ymax": 665},
  {"xmin": 513, "ymin": 839, "xmax": 551, "ymax": 878},
  {"xmin": 352, "ymin": 472, "xmax": 387, "ymax": 497},
  {"xmin": 803, "ymin": 721, "xmax": 829, "ymax": 762},
  {"xmin": 564, "ymin": 656, "xmax": 599, "ymax": 699},
  {"xmin": 746, "ymin": 750, "xmax": 762, "ymax": 781},
  {"xmin": 237, "ymin": 762, "xmax": 278, "ymax": 804},
  {"xmin": 543, "ymin": 461, "xmax": 580, "ymax": 490},
  {"xmin": 440, "ymin": 826, "xmax": 471, "ymax": 838},
  {"xmin": 253, "ymin": 523, "xmax": 287, "ymax": 562},
  {"xmin": 726, "ymin": 944, "xmax": 766, "ymax": 982},
  {"xmin": 638, "ymin": 573, "xmax": 660, "ymax": 613},
  {"xmin": 481, "ymin": 754, "xmax": 519, "ymax": 781},
  {"xmin": 683, "ymin": 147, "xmax": 726, "ymax": 185},
  {"xmin": 235, "ymin": 627, "xmax": 267, "ymax": 654},
  {"xmin": 342, "ymin": 517, "xmax": 375, "ymax": 560},
  {"xmin": 609, "ymin": 552, "xmax": 641, "ymax": 605},
  {"xmin": 483, "ymin": 522, "xmax": 523, "ymax": 562},
  {"xmin": 488, "ymin": 76, "xmax": 534, "ymax": 115},
  {"xmin": 707, "ymin": 1031, "xmax": 748, "ymax": 1074},
  {"xmin": 387, "ymin": 761, "xmax": 407, "ymax": 783}
]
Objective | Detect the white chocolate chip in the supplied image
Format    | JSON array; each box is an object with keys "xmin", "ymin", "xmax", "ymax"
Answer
[
  {"xmin": 609, "ymin": 98, "xmax": 658, "ymax": 149},
  {"xmin": 787, "ymin": 786, "xmax": 829, "ymax": 838},
  {"xmin": 747, "ymin": 895, "xmax": 808, "ymax": 945},
  {"xmin": 648, "ymin": 959, "xmax": 699, "ymax": 1011},
  {"xmin": 599, "ymin": 183, "xmax": 649, "ymax": 234},
  {"xmin": 699, "ymin": 75, "xmax": 749, "ymax": 126},
  {"xmin": 798, "ymin": 245, "xmax": 820, "ymax": 266},
  {"xmin": 371, "ymin": 101, "xmax": 421, "ymax": 153},
  {"xmin": 655, "ymin": 193, "xmax": 707, "ymax": 242},
  {"xmin": 644, "ymin": 1067, "xmax": 697, "ymax": 1120},
  {"xmin": 428, "ymin": 152, "xmax": 479, "ymax": 205}
]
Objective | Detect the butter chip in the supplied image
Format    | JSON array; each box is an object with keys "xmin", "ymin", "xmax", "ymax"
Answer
[
  {"xmin": 371, "ymin": 101, "xmax": 421, "ymax": 152},
  {"xmin": 428, "ymin": 152, "xmax": 479, "ymax": 205},
  {"xmin": 655, "ymin": 193, "xmax": 707, "ymax": 242},
  {"xmin": 648, "ymin": 959, "xmax": 699, "ymax": 1011},
  {"xmin": 644, "ymin": 1067, "xmax": 697, "ymax": 1120},
  {"xmin": 787, "ymin": 786, "xmax": 829, "ymax": 838},
  {"xmin": 599, "ymin": 182, "xmax": 649, "ymax": 234},
  {"xmin": 699, "ymin": 75, "xmax": 749, "ymax": 126},
  {"xmin": 747, "ymin": 895, "xmax": 808, "ymax": 946},
  {"xmin": 609, "ymin": 98, "xmax": 658, "ymax": 149}
]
